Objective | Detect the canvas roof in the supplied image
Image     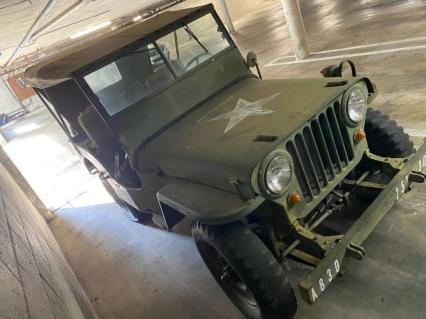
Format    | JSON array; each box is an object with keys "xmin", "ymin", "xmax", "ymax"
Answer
[{"xmin": 24, "ymin": 5, "xmax": 208, "ymax": 89}]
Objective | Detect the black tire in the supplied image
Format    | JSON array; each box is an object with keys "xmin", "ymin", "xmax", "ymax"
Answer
[
  {"xmin": 365, "ymin": 108, "xmax": 415, "ymax": 157},
  {"xmin": 101, "ymin": 178, "xmax": 152, "ymax": 223},
  {"xmin": 123, "ymin": 202, "xmax": 153, "ymax": 223},
  {"xmin": 192, "ymin": 222, "xmax": 297, "ymax": 319}
]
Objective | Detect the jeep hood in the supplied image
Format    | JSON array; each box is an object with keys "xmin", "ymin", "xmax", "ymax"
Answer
[{"xmin": 135, "ymin": 77, "xmax": 365, "ymax": 194}]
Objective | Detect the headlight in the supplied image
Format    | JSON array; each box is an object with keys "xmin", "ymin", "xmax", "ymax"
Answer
[
  {"xmin": 346, "ymin": 88, "xmax": 366, "ymax": 124},
  {"xmin": 265, "ymin": 156, "xmax": 292, "ymax": 194}
]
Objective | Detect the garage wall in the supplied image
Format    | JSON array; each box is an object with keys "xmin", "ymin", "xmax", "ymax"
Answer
[
  {"xmin": 0, "ymin": 147, "xmax": 97, "ymax": 319},
  {"xmin": 0, "ymin": 77, "xmax": 22, "ymax": 115}
]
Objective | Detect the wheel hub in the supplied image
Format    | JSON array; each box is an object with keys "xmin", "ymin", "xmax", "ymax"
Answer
[{"xmin": 220, "ymin": 263, "xmax": 258, "ymax": 309}]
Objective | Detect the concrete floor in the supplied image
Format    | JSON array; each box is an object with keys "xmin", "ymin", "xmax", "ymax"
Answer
[{"xmin": 2, "ymin": 0, "xmax": 426, "ymax": 318}]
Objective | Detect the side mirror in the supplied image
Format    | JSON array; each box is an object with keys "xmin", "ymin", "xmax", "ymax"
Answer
[
  {"xmin": 246, "ymin": 51, "xmax": 262, "ymax": 79},
  {"xmin": 246, "ymin": 51, "xmax": 258, "ymax": 68}
]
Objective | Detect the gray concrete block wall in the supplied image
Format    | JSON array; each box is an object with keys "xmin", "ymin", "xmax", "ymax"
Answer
[{"xmin": 0, "ymin": 152, "xmax": 97, "ymax": 319}]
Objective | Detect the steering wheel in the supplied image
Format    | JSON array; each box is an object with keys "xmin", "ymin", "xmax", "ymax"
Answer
[{"xmin": 185, "ymin": 52, "xmax": 213, "ymax": 70}]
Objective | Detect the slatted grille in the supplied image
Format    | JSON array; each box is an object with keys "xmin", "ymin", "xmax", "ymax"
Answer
[{"xmin": 287, "ymin": 103, "xmax": 354, "ymax": 202}]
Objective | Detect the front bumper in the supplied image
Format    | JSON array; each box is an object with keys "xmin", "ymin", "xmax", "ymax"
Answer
[{"xmin": 299, "ymin": 140, "xmax": 426, "ymax": 304}]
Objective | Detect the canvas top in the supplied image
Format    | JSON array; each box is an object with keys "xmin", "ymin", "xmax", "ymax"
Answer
[{"xmin": 24, "ymin": 5, "xmax": 208, "ymax": 89}]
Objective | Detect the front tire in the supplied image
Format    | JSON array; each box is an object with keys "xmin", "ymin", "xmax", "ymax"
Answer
[{"xmin": 192, "ymin": 222, "xmax": 297, "ymax": 319}]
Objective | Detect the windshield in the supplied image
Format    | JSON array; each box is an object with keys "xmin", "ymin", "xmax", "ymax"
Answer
[{"xmin": 84, "ymin": 13, "xmax": 230, "ymax": 116}]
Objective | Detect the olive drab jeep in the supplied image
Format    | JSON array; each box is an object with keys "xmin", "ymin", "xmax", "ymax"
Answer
[{"xmin": 25, "ymin": 4, "xmax": 426, "ymax": 319}]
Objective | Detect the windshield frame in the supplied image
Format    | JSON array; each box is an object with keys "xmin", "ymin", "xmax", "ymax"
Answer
[{"xmin": 74, "ymin": 6, "xmax": 237, "ymax": 120}]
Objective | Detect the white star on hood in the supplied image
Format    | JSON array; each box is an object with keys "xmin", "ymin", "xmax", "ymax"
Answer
[{"xmin": 208, "ymin": 93, "xmax": 280, "ymax": 133}]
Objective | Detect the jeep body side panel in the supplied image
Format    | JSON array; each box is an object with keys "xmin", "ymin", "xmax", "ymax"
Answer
[{"xmin": 157, "ymin": 180, "xmax": 264, "ymax": 225}]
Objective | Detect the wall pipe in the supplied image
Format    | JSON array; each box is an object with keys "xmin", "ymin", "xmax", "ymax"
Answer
[
  {"xmin": 4, "ymin": 0, "xmax": 60, "ymax": 67},
  {"xmin": 31, "ymin": 1, "xmax": 88, "ymax": 40}
]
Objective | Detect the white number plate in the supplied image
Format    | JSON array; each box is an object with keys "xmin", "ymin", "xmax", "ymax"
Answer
[
  {"xmin": 395, "ymin": 175, "xmax": 409, "ymax": 201},
  {"xmin": 310, "ymin": 259, "xmax": 340, "ymax": 302}
]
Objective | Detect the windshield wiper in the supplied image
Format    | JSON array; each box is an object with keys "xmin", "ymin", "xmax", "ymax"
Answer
[{"xmin": 183, "ymin": 25, "xmax": 209, "ymax": 53}]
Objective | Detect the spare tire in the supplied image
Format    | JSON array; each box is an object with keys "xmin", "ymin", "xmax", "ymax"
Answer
[{"xmin": 365, "ymin": 107, "xmax": 415, "ymax": 158}]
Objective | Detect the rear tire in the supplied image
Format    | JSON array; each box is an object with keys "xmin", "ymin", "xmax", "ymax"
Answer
[
  {"xmin": 101, "ymin": 178, "xmax": 152, "ymax": 223},
  {"xmin": 192, "ymin": 222, "xmax": 297, "ymax": 319},
  {"xmin": 365, "ymin": 108, "xmax": 415, "ymax": 157}
]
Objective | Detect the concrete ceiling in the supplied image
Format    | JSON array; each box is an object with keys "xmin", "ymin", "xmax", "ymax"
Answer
[{"xmin": 0, "ymin": 0, "xmax": 193, "ymax": 73}]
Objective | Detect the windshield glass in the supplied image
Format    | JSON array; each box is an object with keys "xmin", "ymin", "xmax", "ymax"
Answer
[
  {"xmin": 156, "ymin": 14, "xmax": 230, "ymax": 75},
  {"xmin": 84, "ymin": 13, "xmax": 230, "ymax": 116},
  {"xmin": 84, "ymin": 44, "xmax": 174, "ymax": 116}
]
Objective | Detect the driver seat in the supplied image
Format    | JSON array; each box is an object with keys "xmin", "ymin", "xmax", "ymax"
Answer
[{"xmin": 78, "ymin": 106, "xmax": 120, "ymax": 169}]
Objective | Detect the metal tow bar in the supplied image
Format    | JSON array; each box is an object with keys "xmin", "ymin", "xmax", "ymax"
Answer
[{"xmin": 298, "ymin": 140, "xmax": 426, "ymax": 304}]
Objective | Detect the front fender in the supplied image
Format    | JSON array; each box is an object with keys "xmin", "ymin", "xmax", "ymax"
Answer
[{"xmin": 157, "ymin": 180, "xmax": 264, "ymax": 229}]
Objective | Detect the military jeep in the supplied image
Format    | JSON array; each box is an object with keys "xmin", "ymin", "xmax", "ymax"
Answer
[{"xmin": 25, "ymin": 4, "xmax": 426, "ymax": 319}]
